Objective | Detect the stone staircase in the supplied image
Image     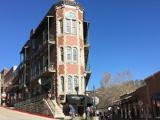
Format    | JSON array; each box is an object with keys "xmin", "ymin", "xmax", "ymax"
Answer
[{"xmin": 44, "ymin": 99, "xmax": 65, "ymax": 119}]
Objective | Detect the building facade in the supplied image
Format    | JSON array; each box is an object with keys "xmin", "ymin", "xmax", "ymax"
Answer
[
  {"xmin": 4, "ymin": 0, "xmax": 91, "ymax": 117},
  {"xmin": 120, "ymin": 71, "xmax": 160, "ymax": 119},
  {"xmin": 0, "ymin": 68, "xmax": 9, "ymax": 105}
]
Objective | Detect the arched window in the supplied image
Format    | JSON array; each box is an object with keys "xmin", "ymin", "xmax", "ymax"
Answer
[
  {"xmin": 68, "ymin": 76, "xmax": 73, "ymax": 94},
  {"xmin": 59, "ymin": 19, "xmax": 63, "ymax": 34},
  {"xmin": 74, "ymin": 76, "xmax": 79, "ymax": 93},
  {"xmin": 61, "ymin": 76, "xmax": 64, "ymax": 92},
  {"xmin": 73, "ymin": 47, "xmax": 78, "ymax": 63},
  {"xmin": 60, "ymin": 47, "xmax": 64, "ymax": 62},
  {"xmin": 67, "ymin": 47, "xmax": 72, "ymax": 63},
  {"xmin": 66, "ymin": 19, "xmax": 71, "ymax": 33},
  {"xmin": 65, "ymin": 12, "xmax": 77, "ymax": 35},
  {"xmin": 72, "ymin": 20, "xmax": 77, "ymax": 34},
  {"xmin": 74, "ymin": 76, "xmax": 79, "ymax": 87}
]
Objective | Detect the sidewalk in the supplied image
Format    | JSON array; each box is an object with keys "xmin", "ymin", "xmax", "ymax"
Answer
[{"xmin": 0, "ymin": 107, "xmax": 54, "ymax": 120}]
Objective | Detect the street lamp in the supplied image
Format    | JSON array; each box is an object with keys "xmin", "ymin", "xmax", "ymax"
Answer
[{"xmin": 75, "ymin": 86, "xmax": 79, "ymax": 96}]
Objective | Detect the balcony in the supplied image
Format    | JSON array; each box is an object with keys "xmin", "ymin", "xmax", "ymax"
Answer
[
  {"xmin": 48, "ymin": 34, "xmax": 55, "ymax": 45},
  {"xmin": 83, "ymin": 21, "xmax": 90, "ymax": 44},
  {"xmin": 31, "ymin": 35, "xmax": 55, "ymax": 60},
  {"xmin": 85, "ymin": 64, "xmax": 91, "ymax": 86},
  {"xmin": 31, "ymin": 63, "xmax": 56, "ymax": 82},
  {"xmin": 84, "ymin": 43, "xmax": 90, "ymax": 66}
]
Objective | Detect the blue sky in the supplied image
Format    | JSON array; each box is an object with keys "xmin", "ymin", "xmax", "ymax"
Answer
[{"xmin": 0, "ymin": 0, "xmax": 160, "ymax": 89}]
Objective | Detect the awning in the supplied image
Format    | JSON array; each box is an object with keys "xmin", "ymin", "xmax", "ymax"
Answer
[{"xmin": 66, "ymin": 95, "xmax": 93, "ymax": 106}]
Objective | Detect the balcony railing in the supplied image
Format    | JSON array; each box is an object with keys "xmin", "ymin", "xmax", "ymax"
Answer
[{"xmin": 30, "ymin": 64, "xmax": 56, "ymax": 81}]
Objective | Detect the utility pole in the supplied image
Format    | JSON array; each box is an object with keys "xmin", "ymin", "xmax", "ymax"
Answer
[
  {"xmin": 0, "ymin": 73, "xmax": 2, "ymax": 106},
  {"xmin": 93, "ymin": 85, "xmax": 95, "ymax": 108},
  {"xmin": 0, "ymin": 77, "xmax": 1, "ymax": 105}
]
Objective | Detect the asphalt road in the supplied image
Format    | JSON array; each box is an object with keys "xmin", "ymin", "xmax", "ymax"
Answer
[{"xmin": 0, "ymin": 107, "xmax": 54, "ymax": 120}]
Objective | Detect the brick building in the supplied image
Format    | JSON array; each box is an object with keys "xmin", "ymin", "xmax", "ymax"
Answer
[
  {"xmin": 120, "ymin": 71, "xmax": 160, "ymax": 119},
  {"xmin": 4, "ymin": 0, "xmax": 91, "ymax": 118},
  {"xmin": 0, "ymin": 68, "xmax": 9, "ymax": 105}
]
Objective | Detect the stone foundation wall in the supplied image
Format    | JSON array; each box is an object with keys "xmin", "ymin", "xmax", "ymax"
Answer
[{"xmin": 14, "ymin": 100, "xmax": 52, "ymax": 117}]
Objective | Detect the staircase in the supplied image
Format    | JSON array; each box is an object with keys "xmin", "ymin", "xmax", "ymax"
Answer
[{"xmin": 44, "ymin": 99, "xmax": 65, "ymax": 119}]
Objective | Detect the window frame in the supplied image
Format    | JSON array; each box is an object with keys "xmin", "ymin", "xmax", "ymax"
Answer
[
  {"xmin": 73, "ymin": 47, "xmax": 78, "ymax": 63},
  {"xmin": 66, "ymin": 46, "xmax": 72, "ymax": 63},
  {"xmin": 68, "ymin": 76, "xmax": 73, "ymax": 94},
  {"xmin": 60, "ymin": 47, "xmax": 64, "ymax": 62},
  {"xmin": 59, "ymin": 19, "xmax": 63, "ymax": 34},
  {"xmin": 61, "ymin": 76, "xmax": 65, "ymax": 92},
  {"xmin": 72, "ymin": 20, "xmax": 77, "ymax": 35},
  {"xmin": 66, "ymin": 19, "xmax": 71, "ymax": 33}
]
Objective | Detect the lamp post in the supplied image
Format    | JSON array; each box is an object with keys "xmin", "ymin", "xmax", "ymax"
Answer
[{"xmin": 75, "ymin": 86, "xmax": 79, "ymax": 96}]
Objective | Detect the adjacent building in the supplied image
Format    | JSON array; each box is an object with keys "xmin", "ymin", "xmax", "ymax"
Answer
[
  {"xmin": 0, "ymin": 68, "xmax": 9, "ymax": 105},
  {"xmin": 120, "ymin": 71, "xmax": 160, "ymax": 119}
]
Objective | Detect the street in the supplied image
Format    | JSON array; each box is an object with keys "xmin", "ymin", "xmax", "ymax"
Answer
[{"xmin": 0, "ymin": 107, "xmax": 54, "ymax": 120}]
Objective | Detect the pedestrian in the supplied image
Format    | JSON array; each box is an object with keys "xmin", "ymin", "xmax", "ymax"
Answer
[
  {"xmin": 47, "ymin": 90, "xmax": 51, "ymax": 100},
  {"xmin": 86, "ymin": 106, "xmax": 90, "ymax": 119},
  {"xmin": 69, "ymin": 104, "xmax": 75, "ymax": 118}
]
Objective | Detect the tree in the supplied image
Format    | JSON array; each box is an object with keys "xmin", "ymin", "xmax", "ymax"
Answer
[
  {"xmin": 100, "ymin": 72, "xmax": 111, "ymax": 88},
  {"xmin": 96, "ymin": 70, "xmax": 139, "ymax": 109}
]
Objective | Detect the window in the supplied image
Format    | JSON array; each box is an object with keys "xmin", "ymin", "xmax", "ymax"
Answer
[
  {"xmin": 66, "ymin": 19, "xmax": 71, "ymax": 33},
  {"xmin": 74, "ymin": 76, "xmax": 79, "ymax": 87},
  {"xmin": 74, "ymin": 76, "xmax": 79, "ymax": 94},
  {"xmin": 32, "ymin": 40, "xmax": 35, "ymax": 50},
  {"xmin": 68, "ymin": 76, "xmax": 73, "ymax": 93},
  {"xmin": 43, "ymin": 30, "xmax": 48, "ymax": 41},
  {"xmin": 60, "ymin": 47, "xmax": 64, "ymax": 62},
  {"xmin": 67, "ymin": 47, "xmax": 72, "ymax": 63},
  {"xmin": 73, "ymin": 47, "xmax": 78, "ymax": 63},
  {"xmin": 72, "ymin": 20, "xmax": 77, "ymax": 34},
  {"xmin": 61, "ymin": 76, "xmax": 64, "ymax": 92},
  {"xmin": 59, "ymin": 20, "xmax": 63, "ymax": 34}
]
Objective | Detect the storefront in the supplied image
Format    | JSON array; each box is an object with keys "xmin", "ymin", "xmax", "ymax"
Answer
[{"xmin": 63, "ymin": 95, "xmax": 93, "ymax": 116}]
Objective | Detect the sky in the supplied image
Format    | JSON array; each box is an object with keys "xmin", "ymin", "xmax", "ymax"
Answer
[{"xmin": 1, "ymin": 0, "xmax": 160, "ymax": 89}]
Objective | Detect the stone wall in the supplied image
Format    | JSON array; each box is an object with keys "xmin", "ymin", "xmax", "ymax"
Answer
[{"xmin": 14, "ymin": 100, "xmax": 52, "ymax": 117}]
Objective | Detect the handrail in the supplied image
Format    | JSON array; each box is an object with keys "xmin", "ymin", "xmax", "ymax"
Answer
[{"xmin": 43, "ymin": 99, "xmax": 55, "ymax": 116}]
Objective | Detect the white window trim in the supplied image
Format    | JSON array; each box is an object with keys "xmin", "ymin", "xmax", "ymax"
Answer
[
  {"xmin": 68, "ymin": 75, "xmax": 73, "ymax": 94},
  {"xmin": 66, "ymin": 46, "xmax": 72, "ymax": 63},
  {"xmin": 59, "ymin": 46, "xmax": 64, "ymax": 63},
  {"xmin": 60, "ymin": 76, "xmax": 65, "ymax": 93},
  {"xmin": 73, "ymin": 47, "xmax": 78, "ymax": 63}
]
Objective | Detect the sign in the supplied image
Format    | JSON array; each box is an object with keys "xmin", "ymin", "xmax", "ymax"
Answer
[{"xmin": 92, "ymin": 96, "xmax": 99, "ymax": 105}]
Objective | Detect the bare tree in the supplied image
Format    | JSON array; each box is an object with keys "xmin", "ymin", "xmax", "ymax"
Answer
[
  {"xmin": 100, "ymin": 72, "xmax": 111, "ymax": 88},
  {"xmin": 96, "ymin": 70, "xmax": 138, "ymax": 109}
]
